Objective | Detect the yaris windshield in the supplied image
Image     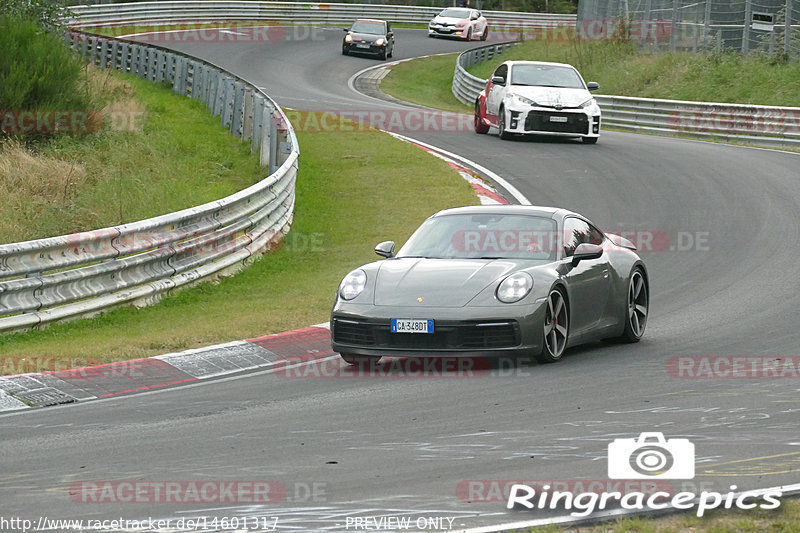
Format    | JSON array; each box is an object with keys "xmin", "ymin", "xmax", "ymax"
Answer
[
  {"xmin": 397, "ymin": 213, "xmax": 558, "ymax": 261},
  {"xmin": 510, "ymin": 65, "xmax": 585, "ymax": 89}
]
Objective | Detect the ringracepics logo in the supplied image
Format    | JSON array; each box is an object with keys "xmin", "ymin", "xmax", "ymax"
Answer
[
  {"xmin": 506, "ymin": 433, "xmax": 783, "ymax": 517},
  {"xmin": 608, "ymin": 432, "xmax": 694, "ymax": 479}
]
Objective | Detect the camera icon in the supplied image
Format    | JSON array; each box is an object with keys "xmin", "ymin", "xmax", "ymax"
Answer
[{"xmin": 608, "ymin": 432, "xmax": 695, "ymax": 479}]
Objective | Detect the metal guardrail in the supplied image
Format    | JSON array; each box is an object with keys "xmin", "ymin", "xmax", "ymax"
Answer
[
  {"xmin": 66, "ymin": 2, "xmax": 576, "ymax": 31},
  {"xmin": 452, "ymin": 41, "xmax": 520, "ymax": 107},
  {"xmin": 0, "ymin": 31, "xmax": 299, "ymax": 333},
  {"xmin": 451, "ymin": 42, "xmax": 800, "ymax": 149}
]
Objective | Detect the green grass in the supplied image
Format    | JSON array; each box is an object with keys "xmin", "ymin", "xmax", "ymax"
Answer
[
  {"xmin": 381, "ymin": 39, "xmax": 800, "ymax": 108},
  {"xmin": 0, "ymin": 110, "xmax": 478, "ymax": 369},
  {"xmin": 380, "ymin": 54, "xmax": 471, "ymax": 113},
  {"xmin": 1, "ymin": 67, "xmax": 263, "ymax": 243}
]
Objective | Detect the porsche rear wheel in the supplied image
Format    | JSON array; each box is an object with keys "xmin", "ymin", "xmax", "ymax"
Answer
[
  {"xmin": 341, "ymin": 354, "xmax": 381, "ymax": 366},
  {"xmin": 620, "ymin": 268, "xmax": 648, "ymax": 342},
  {"xmin": 474, "ymin": 102, "xmax": 489, "ymax": 134},
  {"xmin": 537, "ymin": 288, "xmax": 569, "ymax": 363}
]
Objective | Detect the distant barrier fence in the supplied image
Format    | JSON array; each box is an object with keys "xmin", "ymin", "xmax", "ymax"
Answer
[
  {"xmin": 451, "ymin": 42, "xmax": 800, "ymax": 149},
  {"xmin": 66, "ymin": 1, "xmax": 576, "ymax": 32},
  {"xmin": 0, "ymin": 30, "xmax": 299, "ymax": 333}
]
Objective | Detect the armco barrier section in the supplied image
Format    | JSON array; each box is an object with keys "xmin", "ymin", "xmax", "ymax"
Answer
[
  {"xmin": 451, "ymin": 42, "xmax": 800, "ymax": 149},
  {"xmin": 0, "ymin": 31, "xmax": 299, "ymax": 333},
  {"xmin": 67, "ymin": 2, "xmax": 575, "ymax": 32}
]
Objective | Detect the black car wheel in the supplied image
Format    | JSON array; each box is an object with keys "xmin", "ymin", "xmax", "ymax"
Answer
[
  {"xmin": 582, "ymin": 136, "xmax": 598, "ymax": 144},
  {"xmin": 342, "ymin": 47, "xmax": 349, "ymax": 55},
  {"xmin": 536, "ymin": 288, "xmax": 569, "ymax": 363}
]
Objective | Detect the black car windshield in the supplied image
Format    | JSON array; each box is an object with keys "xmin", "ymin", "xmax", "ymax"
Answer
[
  {"xmin": 351, "ymin": 21, "xmax": 385, "ymax": 34},
  {"xmin": 397, "ymin": 213, "xmax": 558, "ymax": 261},
  {"xmin": 510, "ymin": 65, "xmax": 584, "ymax": 89},
  {"xmin": 438, "ymin": 8, "xmax": 471, "ymax": 18}
]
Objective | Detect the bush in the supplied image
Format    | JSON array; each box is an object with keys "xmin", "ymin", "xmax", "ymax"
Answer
[{"xmin": 0, "ymin": 14, "xmax": 90, "ymax": 137}]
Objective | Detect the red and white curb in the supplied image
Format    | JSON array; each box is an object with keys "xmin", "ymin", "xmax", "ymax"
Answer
[{"xmin": 0, "ymin": 323, "xmax": 332, "ymax": 412}]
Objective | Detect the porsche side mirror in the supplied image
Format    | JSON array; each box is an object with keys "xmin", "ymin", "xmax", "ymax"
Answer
[
  {"xmin": 375, "ymin": 241, "xmax": 396, "ymax": 258},
  {"xmin": 587, "ymin": 81, "xmax": 600, "ymax": 91},
  {"xmin": 571, "ymin": 243, "xmax": 603, "ymax": 266},
  {"xmin": 491, "ymin": 76, "xmax": 505, "ymax": 86}
]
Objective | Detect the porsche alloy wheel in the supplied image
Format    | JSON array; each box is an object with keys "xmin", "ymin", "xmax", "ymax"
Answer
[
  {"xmin": 621, "ymin": 269, "xmax": 648, "ymax": 342},
  {"xmin": 537, "ymin": 288, "xmax": 569, "ymax": 363}
]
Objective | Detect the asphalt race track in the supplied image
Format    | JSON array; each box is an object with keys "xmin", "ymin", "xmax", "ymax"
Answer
[{"xmin": 2, "ymin": 27, "xmax": 800, "ymax": 532}]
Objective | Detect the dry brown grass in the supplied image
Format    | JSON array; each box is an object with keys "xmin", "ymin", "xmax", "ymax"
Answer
[{"xmin": 0, "ymin": 139, "xmax": 88, "ymax": 241}]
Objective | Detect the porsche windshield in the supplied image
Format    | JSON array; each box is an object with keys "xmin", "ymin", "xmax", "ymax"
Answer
[
  {"xmin": 397, "ymin": 213, "xmax": 558, "ymax": 261},
  {"xmin": 510, "ymin": 65, "xmax": 584, "ymax": 89}
]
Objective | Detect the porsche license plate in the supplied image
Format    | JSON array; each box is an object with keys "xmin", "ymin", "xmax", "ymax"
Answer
[
  {"xmin": 392, "ymin": 319, "xmax": 434, "ymax": 334},
  {"xmin": 550, "ymin": 116, "xmax": 568, "ymax": 123}
]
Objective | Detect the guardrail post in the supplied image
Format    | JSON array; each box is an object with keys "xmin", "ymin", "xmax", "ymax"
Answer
[
  {"xmin": 259, "ymin": 105, "xmax": 273, "ymax": 169},
  {"xmin": 100, "ymin": 39, "xmax": 109, "ymax": 69},
  {"xmin": 221, "ymin": 78, "xmax": 235, "ymax": 128},
  {"xmin": 242, "ymin": 89, "xmax": 255, "ymax": 142},
  {"xmin": 252, "ymin": 95, "xmax": 265, "ymax": 154},
  {"xmin": 232, "ymin": 82, "xmax": 245, "ymax": 138}
]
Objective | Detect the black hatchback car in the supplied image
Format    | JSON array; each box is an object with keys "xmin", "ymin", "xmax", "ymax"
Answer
[{"xmin": 342, "ymin": 19, "xmax": 394, "ymax": 60}]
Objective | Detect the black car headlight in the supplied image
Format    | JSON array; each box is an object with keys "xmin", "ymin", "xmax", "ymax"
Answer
[{"xmin": 496, "ymin": 272, "xmax": 533, "ymax": 303}]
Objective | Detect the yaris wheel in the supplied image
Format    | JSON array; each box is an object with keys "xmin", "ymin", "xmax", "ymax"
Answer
[
  {"xmin": 621, "ymin": 268, "xmax": 648, "ymax": 342},
  {"xmin": 536, "ymin": 288, "xmax": 569, "ymax": 363},
  {"xmin": 498, "ymin": 107, "xmax": 512, "ymax": 140}
]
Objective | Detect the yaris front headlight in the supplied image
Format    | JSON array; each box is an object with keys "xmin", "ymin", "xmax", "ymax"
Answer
[
  {"xmin": 579, "ymin": 98, "xmax": 596, "ymax": 108},
  {"xmin": 339, "ymin": 269, "xmax": 367, "ymax": 300},
  {"xmin": 496, "ymin": 272, "xmax": 533, "ymax": 303},
  {"xmin": 510, "ymin": 94, "xmax": 538, "ymax": 107}
]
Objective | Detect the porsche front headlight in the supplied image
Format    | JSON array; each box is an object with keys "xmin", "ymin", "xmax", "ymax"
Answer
[
  {"xmin": 496, "ymin": 272, "xmax": 533, "ymax": 303},
  {"xmin": 339, "ymin": 269, "xmax": 367, "ymax": 300}
]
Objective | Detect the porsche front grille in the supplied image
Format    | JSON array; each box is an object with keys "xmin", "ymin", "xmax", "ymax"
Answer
[{"xmin": 332, "ymin": 319, "xmax": 520, "ymax": 350}]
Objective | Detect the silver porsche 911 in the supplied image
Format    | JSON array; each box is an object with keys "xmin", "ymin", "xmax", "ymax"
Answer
[{"xmin": 330, "ymin": 205, "xmax": 649, "ymax": 365}]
